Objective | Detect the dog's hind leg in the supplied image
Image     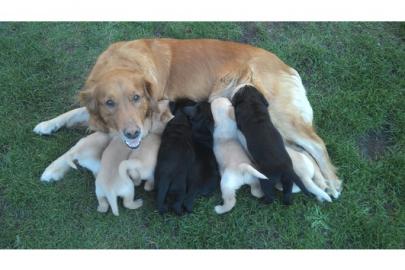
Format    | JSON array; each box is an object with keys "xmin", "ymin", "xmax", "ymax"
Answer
[
  {"xmin": 214, "ymin": 171, "xmax": 238, "ymax": 214},
  {"xmin": 34, "ymin": 107, "xmax": 89, "ymax": 135},
  {"xmin": 97, "ymin": 196, "xmax": 109, "ymax": 213},
  {"xmin": 259, "ymin": 172, "xmax": 280, "ymax": 204},
  {"xmin": 250, "ymin": 181, "xmax": 264, "ymax": 198}
]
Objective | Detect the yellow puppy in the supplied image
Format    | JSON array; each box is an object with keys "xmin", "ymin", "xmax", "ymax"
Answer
[{"xmin": 119, "ymin": 100, "xmax": 173, "ymax": 192}]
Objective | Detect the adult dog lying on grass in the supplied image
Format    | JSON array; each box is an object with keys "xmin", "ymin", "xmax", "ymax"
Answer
[{"xmin": 34, "ymin": 38, "xmax": 342, "ymax": 198}]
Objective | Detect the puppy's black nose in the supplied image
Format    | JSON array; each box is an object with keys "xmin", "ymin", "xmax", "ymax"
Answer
[{"xmin": 124, "ymin": 129, "xmax": 140, "ymax": 139}]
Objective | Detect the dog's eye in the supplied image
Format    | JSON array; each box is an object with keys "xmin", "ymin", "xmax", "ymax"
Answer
[
  {"xmin": 132, "ymin": 95, "xmax": 140, "ymax": 102},
  {"xmin": 105, "ymin": 99, "xmax": 115, "ymax": 107}
]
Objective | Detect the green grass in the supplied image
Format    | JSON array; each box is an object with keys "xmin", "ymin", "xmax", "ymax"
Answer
[{"xmin": 0, "ymin": 22, "xmax": 404, "ymax": 249}]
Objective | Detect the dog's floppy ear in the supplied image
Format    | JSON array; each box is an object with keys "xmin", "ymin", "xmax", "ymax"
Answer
[
  {"xmin": 144, "ymin": 80, "xmax": 158, "ymax": 113},
  {"xmin": 78, "ymin": 86, "xmax": 108, "ymax": 132},
  {"xmin": 79, "ymin": 87, "xmax": 97, "ymax": 112}
]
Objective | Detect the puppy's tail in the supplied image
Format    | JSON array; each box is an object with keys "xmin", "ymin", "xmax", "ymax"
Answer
[
  {"xmin": 118, "ymin": 160, "xmax": 141, "ymax": 184},
  {"xmin": 285, "ymin": 169, "xmax": 311, "ymax": 197},
  {"xmin": 106, "ymin": 192, "xmax": 119, "ymax": 216},
  {"xmin": 239, "ymin": 163, "xmax": 268, "ymax": 179}
]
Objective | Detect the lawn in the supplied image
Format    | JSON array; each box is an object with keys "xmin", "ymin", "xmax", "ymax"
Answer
[{"xmin": 0, "ymin": 22, "xmax": 404, "ymax": 249}]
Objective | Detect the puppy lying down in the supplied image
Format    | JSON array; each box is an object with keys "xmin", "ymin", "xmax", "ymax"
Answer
[{"xmin": 211, "ymin": 97, "xmax": 268, "ymax": 214}]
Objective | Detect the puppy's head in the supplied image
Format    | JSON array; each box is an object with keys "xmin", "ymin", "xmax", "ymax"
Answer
[
  {"xmin": 210, "ymin": 97, "xmax": 235, "ymax": 125},
  {"xmin": 79, "ymin": 69, "xmax": 158, "ymax": 149},
  {"xmin": 231, "ymin": 85, "xmax": 269, "ymax": 108},
  {"xmin": 183, "ymin": 101, "xmax": 214, "ymax": 133},
  {"xmin": 150, "ymin": 100, "xmax": 174, "ymax": 134}
]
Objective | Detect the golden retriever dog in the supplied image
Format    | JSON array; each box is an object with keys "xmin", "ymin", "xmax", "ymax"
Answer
[
  {"xmin": 118, "ymin": 100, "xmax": 173, "ymax": 192},
  {"xmin": 211, "ymin": 97, "xmax": 268, "ymax": 214},
  {"xmin": 34, "ymin": 38, "xmax": 342, "ymax": 197},
  {"xmin": 40, "ymin": 132, "xmax": 111, "ymax": 182},
  {"xmin": 96, "ymin": 136, "xmax": 142, "ymax": 216}
]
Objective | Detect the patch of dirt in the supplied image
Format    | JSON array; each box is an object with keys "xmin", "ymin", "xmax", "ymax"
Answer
[
  {"xmin": 153, "ymin": 22, "xmax": 168, "ymax": 37},
  {"xmin": 357, "ymin": 124, "xmax": 394, "ymax": 160},
  {"xmin": 239, "ymin": 22, "xmax": 259, "ymax": 44}
]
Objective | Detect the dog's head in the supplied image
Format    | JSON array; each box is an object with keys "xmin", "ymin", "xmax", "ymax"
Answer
[
  {"xmin": 183, "ymin": 101, "xmax": 214, "ymax": 134},
  {"xmin": 210, "ymin": 97, "xmax": 235, "ymax": 126},
  {"xmin": 231, "ymin": 85, "xmax": 269, "ymax": 108},
  {"xmin": 79, "ymin": 69, "xmax": 158, "ymax": 149}
]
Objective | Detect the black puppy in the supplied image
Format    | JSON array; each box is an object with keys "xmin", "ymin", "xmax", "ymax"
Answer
[
  {"xmin": 182, "ymin": 101, "xmax": 220, "ymax": 212},
  {"xmin": 154, "ymin": 102, "xmax": 195, "ymax": 215},
  {"xmin": 231, "ymin": 85, "xmax": 311, "ymax": 205}
]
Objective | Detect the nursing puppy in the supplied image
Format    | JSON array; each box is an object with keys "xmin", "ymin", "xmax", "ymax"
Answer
[
  {"xmin": 237, "ymin": 131, "xmax": 332, "ymax": 202},
  {"xmin": 40, "ymin": 132, "xmax": 111, "ymax": 181},
  {"xmin": 182, "ymin": 101, "xmax": 220, "ymax": 212},
  {"xmin": 118, "ymin": 100, "xmax": 173, "ymax": 192},
  {"xmin": 96, "ymin": 136, "xmax": 142, "ymax": 216},
  {"xmin": 232, "ymin": 85, "xmax": 310, "ymax": 205},
  {"xmin": 154, "ymin": 103, "xmax": 194, "ymax": 215},
  {"xmin": 211, "ymin": 97, "xmax": 268, "ymax": 214}
]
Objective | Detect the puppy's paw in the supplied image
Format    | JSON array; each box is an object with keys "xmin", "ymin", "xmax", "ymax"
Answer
[
  {"xmin": 97, "ymin": 203, "xmax": 109, "ymax": 213},
  {"xmin": 40, "ymin": 165, "xmax": 65, "ymax": 182},
  {"xmin": 250, "ymin": 187, "xmax": 264, "ymax": 198},
  {"xmin": 33, "ymin": 120, "xmax": 60, "ymax": 135},
  {"xmin": 124, "ymin": 199, "xmax": 143, "ymax": 210},
  {"xmin": 144, "ymin": 181, "xmax": 154, "ymax": 191},
  {"xmin": 214, "ymin": 205, "xmax": 229, "ymax": 215}
]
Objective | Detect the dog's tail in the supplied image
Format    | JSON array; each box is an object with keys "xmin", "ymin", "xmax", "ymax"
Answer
[
  {"xmin": 284, "ymin": 169, "xmax": 311, "ymax": 197},
  {"xmin": 106, "ymin": 192, "xmax": 119, "ymax": 216},
  {"xmin": 239, "ymin": 163, "xmax": 268, "ymax": 179},
  {"xmin": 118, "ymin": 160, "xmax": 141, "ymax": 184}
]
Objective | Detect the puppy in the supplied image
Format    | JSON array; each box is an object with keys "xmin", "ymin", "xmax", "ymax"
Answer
[
  {"xmin": 95, "ymin": 136, "xmax": 142, "ymax": 216},
  {"xmin": 211, "ymin": 97, "xmax": 268, "ymax": 214},
  {"xmin": 182, "ymin": 101, "xmax": 220, "ymax": 212},
  {"xmin": 154, "ymin": 103, "xmax": 194, "ymax": 215},
  {"xmin": 232, "ymin": 85, "xmax": 311, "ymax": 205},
  {"xmin": 118, "ymin": 100, "xmax": 173, "ymax": 192},
  {"xmin": 40, "ymin": 132, "xmax": 111, "ymax": 181},
  {"xmin": 237, "ymin": 130, "xmax": 332, "ymax": 202}
]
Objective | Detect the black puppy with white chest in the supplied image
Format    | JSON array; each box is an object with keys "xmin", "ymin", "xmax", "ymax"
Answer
[
  {"xmin": 231, "ymin": 85, "xmax": 311, "ymax": 205},
  {"xmin": 154, "ymin": 103, "xmax": 195, "ymax": 215},
  {"xmin": 182, "ymin": 101, "xmax": 220, "ymax": 212}
]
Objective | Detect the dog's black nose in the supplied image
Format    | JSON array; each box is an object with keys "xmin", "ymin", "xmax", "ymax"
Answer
[{"xmin": 124, "ymin": 129, "xmax": 140, "ymax": 139}]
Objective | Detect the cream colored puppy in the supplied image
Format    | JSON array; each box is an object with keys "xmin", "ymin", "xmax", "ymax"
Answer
[
  {"xmin": 95, "ymin": 136, "xmax": 142, "ymax": 216},
  {"xmin": 211, "ymin": 97, "xmax": 268, "ymax": 214},
  {"xmin": 119, "ymin": 100, "xmax": 173, "ymax": 192},
  {"xmin": 40, "ymin": 132, "xmax": 111, "ymax": 181}
]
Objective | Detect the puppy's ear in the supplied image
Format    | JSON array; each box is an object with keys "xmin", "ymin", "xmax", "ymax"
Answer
[
  {"xmin": 257, "ymin": 91, "xmax": 269, "ymax": 107},
  {"xmin": 227, "ymin": 106, "xmax": 236, "ymax": 121},
  {"xmin": 169, "ymin": 101, "xmax": 177, "ymax": 115},
  {"xmin": 144, "ymin": 80, "xmax": 158, "ymax": 113}
]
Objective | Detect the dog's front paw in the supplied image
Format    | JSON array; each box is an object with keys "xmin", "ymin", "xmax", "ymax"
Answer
[
  {"xmin": 144, "ymin": 181, "xmax": 154, "ymax": 191},
  {"xmin": 97, "ymin": 203, "xmax": 109, "ymax": 213},
  {"xmin": 214, "ymin": 205, "xmax": 229, "ymax": 215},
  {"xmin": 40, "ymin": 164, "xmax": 66, "ymax": 182},
  {"xmin": 33, "ymin": 120, "xmax": 60, "ymax": 135}
]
